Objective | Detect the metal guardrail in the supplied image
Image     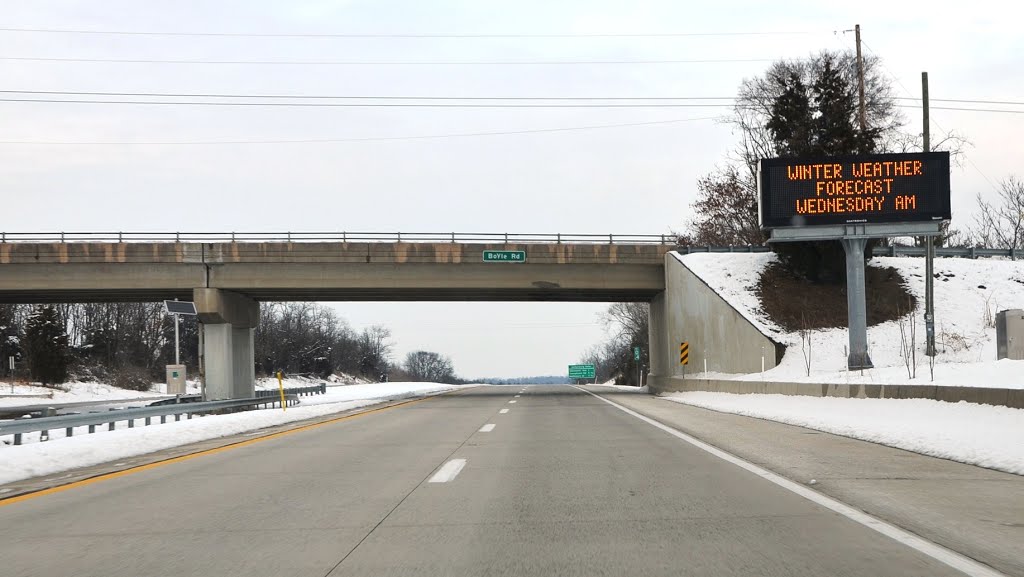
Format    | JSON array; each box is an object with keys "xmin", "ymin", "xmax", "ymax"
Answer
[
  {"xmin": 0, "ymin": 231, "xmax": 676, "ymax": 245},
  {"xmin": 255, "ymin": 384, "xmax": 326, "ymax": 398},
  {"xmin": 0, "ymin": 395, "xmax": 299, "ymax": 446},
  {"xmin": 676, "ymin": 245, "xmax": 1019, "ymax": 259}
]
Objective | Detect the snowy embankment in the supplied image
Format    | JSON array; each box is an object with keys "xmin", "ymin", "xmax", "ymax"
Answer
[
  {"xmin": 678, "ymin": 252, "xmax": 1024, "ymax": 388},
  {"xmin": 662, "ymin": 392, "xmax": 1024, "ymax": 475},
  {"xmin": 0, "ymin": 381, "xmax": 464, "ymax": 486}
]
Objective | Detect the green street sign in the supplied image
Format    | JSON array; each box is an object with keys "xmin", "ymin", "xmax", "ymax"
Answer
[
  {"xmin": 483, "ymin": 250, "xmax": 526, "ymax": 262},
  {"xmin": 634, "ymin": 347, "xmax": 641, "ymax": 361},
  {"xmin": 568, "ymin": 364, "xmax": 596, "ymax": 379}
]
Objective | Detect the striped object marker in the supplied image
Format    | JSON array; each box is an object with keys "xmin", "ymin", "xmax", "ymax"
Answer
[{"xmin": 680, "ymin": 342, "xmax": 689, "ymax": 366}]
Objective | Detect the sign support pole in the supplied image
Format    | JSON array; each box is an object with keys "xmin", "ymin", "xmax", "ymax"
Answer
[
  {"xmin": 923, "ymin": 71, "xmax": 936, "ymax": 357},
  {"xmin": 840, "ymin": 238, "xmax": 873, "ymax": 370}
]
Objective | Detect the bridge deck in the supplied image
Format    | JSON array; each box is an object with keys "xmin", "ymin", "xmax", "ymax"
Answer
[{"xmin": 0, "ymin": 242, "xmax": 671, "ymax": 302}]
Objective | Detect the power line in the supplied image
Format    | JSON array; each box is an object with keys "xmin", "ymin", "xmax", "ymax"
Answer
[
  {"xmin": 0, "ymin": 116, "xmax": 723, "ymax": 145},
  {"xmin": 2, "ymin": 97, "xmax": 1021, "ymax": 114},
  {"xmin": 3, "ymin": 90, "xmax": 1019, "ymax": 108},
  {"xmin": 0, "ymin": 56, "xmax": 775, "ymax": 66},
  {"xmin": 0, "ymin": 90, "xmax": 736, "ymax": 101},
  {"xmin": 0, "ymin": 98, "xmax": 741, "ymax": 108},
  {"xmin": 0, "ymin": 26, "xmax": 818, "ymax": 39}
]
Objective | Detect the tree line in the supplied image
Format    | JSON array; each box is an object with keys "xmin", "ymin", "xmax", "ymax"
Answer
[{"xmin": 0, "ymin": 302, "xmax": 460, "ymax": 388}]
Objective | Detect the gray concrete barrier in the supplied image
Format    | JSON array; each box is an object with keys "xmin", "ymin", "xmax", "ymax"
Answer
[{"xmin": 655, "ymin": 377, "xmax": 1024, "ymax": 409}]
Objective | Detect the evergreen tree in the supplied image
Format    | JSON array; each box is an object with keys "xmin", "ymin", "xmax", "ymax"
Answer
[
  {"xmin": 0, "ymin": 304, "xmax": 20, "ymax": 380},
  {"xmin": 24, "ymin": 305, "xmax": 70, "ymax": 386},
  {"xmin": 766, "ymin": 72, "xmax": 814, "ymax": 157}
]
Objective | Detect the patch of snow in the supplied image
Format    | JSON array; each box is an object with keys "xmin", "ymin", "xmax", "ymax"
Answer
[
  {"xmin": 0, "ymin": 382, "xmax": 463, "ymax": 485},
  {"xmin": 675, "ymin": 252, "xmax": 1024, "ymax": 387},
  {"xmin": 662, "ymin": 392, "xmax": 1024, "ymax": 475}
]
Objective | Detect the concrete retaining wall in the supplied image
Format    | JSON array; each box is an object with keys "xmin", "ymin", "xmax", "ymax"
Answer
[
  {"xmin": 648, "ymin": 254, "xmax": 784, "ymax": 394},
  {"xmin": 655, "ymin": 376, "xmax": 1024, "ymax": 409}
]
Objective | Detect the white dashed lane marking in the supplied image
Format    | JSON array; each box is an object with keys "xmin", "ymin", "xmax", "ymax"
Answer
[
  {"xmin": 499, "ymin": 408, "xmax": 509, "ymax": 414},
  {"xmin": 428, "ymin": 459, "xmax": 467, "ymax": 483},
  {"xmin": 479, "ymin": 424, "xmax": 496, "ymax": 432}
]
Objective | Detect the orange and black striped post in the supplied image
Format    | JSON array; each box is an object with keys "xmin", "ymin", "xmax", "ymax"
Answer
[{"xmin": 679, "ymin": 342, "xmax": 689, "ymax": 366}]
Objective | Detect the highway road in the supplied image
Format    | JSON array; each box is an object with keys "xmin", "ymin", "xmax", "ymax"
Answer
[{"xmin": 0, "ymin": 385, "xmax": 997, "ymax": 576}]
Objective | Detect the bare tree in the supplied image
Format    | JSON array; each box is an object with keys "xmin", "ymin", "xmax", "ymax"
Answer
[
  {"xmin": 404, "ymin": 351, "xmax": 456, "ymax": 383},
  {"xmin": 969, "ymin": 176, "xmax": 1024, "ymax": 249}
]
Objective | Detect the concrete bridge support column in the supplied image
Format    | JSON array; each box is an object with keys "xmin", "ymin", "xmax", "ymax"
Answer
[{"xmin": 194, "ymin": 288, "xmax": 259, "ymax": 400}]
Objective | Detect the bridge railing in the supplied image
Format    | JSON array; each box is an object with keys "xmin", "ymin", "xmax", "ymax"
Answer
[
  {"xmin": 0, "ymin": 232, "xmax": 1016, "ymax": 259},
  {"xmin": 0, "ymin": 231, "xmax": 677, "ymax": 245}
]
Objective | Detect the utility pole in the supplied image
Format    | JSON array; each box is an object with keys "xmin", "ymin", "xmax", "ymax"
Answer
[
  {"xmin": 923, "ymin": 71, "xmax": 936, "ymax": 356},
  {"xmin": 855, "ymin": 24, "xmax": 867, "ymax": 131}
]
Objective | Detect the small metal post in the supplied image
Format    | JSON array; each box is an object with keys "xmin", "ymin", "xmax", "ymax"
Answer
[
  {"xmin": 14, "ymin": 433, "xmax": 21, "ymax": 445},
  {"xmin": 128, "ymin": 419, "xmax": 134, "ymax": 428},
  {"xmin": 161, "ymin": 415, "xmax": 166, "ymax": 424},
  {"xmin": 66, "ymin": 427, "xmax": 73, "ymax": 437},
  {"xmin": 88, "ymin": 425, "xmax": 95, "ymax": 434},
  {"xmin": 145, "ymin": 417, "xmax": 151, "ymax": 426}
]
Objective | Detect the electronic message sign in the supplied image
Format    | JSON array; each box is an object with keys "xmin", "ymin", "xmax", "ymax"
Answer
[{"xmin": 758, "ymin": 152, "xmax": 951, "ymax": 229}]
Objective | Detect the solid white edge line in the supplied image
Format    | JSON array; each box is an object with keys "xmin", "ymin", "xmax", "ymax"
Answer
[
  {"xmin": 428, "ymin": 458, "xmax": 467, "ymax": 483},
  {"xmin": 479, "ymin": 423, "xmax": 496, "ymax": 432},
  {"xmin": 499, "ymin": 408, "xmax": 509, "ymax": 414},
  {"xmin": 573, "ymin": 386, "xmax": 1006, "ymax": 577}
]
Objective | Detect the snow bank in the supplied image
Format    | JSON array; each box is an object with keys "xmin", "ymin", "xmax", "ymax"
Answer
[
  {"xmin": 676, "ymin": 252, "xmax": 1024, "ymax": 387},
  {"xmin": 0, "ymin": 382, "xmax": 462, "ymax": 486},
  {"xmin": 662, "ymin": 392, "xmax": 1024, "ymax": 475}
]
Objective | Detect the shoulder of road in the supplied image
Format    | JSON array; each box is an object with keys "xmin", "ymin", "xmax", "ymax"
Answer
[{"xmin": 580, "ymin": 385, "xmax": 1023, "ymax": 577}]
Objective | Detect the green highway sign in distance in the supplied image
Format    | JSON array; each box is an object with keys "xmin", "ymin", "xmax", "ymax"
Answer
[
  {"xmin": 482, "ymin": 250, "xmax": 526, "ymax": 262},
  {"xmin": 568, "ymin": 364, "xmax": 596, "ymax": 379}
]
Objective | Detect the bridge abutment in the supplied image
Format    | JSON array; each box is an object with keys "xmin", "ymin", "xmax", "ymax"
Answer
[
  {"xmin": 647, "ymin": 253, "xmax": 783, "ymax": 394},
  {"xmin": 194, "ymin": 288, "xmax": 259, "ymax": 400}
]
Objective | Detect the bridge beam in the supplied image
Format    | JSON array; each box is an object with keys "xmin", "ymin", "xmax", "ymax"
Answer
[{"xmin": 194, "ymin": 289, "xmax": 259, "ymax": 400}]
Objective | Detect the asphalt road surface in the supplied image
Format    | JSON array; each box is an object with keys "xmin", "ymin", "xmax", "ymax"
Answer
[{"xmin": 0, "ymin": 385, "xmax": 989, "ymax": 576}]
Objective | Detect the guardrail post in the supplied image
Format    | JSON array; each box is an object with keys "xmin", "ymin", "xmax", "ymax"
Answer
[
  {"xmin": 88, "ymin": 425, "xmax": 95, "ymax": 434},
  {"xmin": 557, "ymin": 233, "xmax": 561, "ymax": 244},
  {"xmin": 175, "ymin": 232, "xmax": 180, "ymax": 243},
  {"xmin": 118, "ymin": 232, "xmax": 123, "ymax": 243},
  {"xmin": 451, "ymin": 232, "xmax": 455, "ymax": 243},
  {"xmin": 970, "ymin": 246, "xmax": 977, "ymax": 259},
  {"xmin": 397, "ymin": 232, "xmax": 401, "ymax": 242},
  {"xmin": 1, "ymin": 232, "xmax": 5, "ymax": 243},
  {"xmin": 14, "ymin": 433, "xmax": 21, "ymax": 445},
  {"xmin": 287, "ymin": 231, "xmax": 291, "ymax": 242},
  {"xmin": 609, "ymin": 234, "xmax": 614, "ymax": 244},
  {"xmin": 66, "ymin": 427, "xmax": 73, "ymax": 438},
  {"xmin": 231, "ymin": 232, "xmax": 236, "ymax": 243},
  {"xmin": 1011, "ymin": 248, "xmax": 1017, "ymax": 261},
  {"xmin": 108, "ymin": 422, "xmax": 115, "ymax": 431},
  {"xmin": 343, "ymin": 231, "xmax": 347, "ymax": 243},
  {"xmin": 504, "ymin": 232, "xmax": 509, "ymax": 244},
  {"xmin": 60, "ymin": 232, "xmax": 65, "ymax": 243}
]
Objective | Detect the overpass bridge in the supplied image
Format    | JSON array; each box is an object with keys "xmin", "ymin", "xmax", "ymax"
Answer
[{"xmin": 10, "ymin": 232, "xmax": 762, "ymax": 398}]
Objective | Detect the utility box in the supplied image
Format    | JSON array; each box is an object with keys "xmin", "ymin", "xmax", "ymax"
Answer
[
  {"xmin": 996, "ymin": 309, "xmax": 1024, "ymax": 360},
  {"xmin": 166, "ymin": 364, "xmax": 187, "ymax": 395}
]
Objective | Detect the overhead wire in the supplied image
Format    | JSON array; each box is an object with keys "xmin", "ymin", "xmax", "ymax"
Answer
[
  {"xmin": 0, "ymin": 56, "xmax": 775, "ymax": 66},
  {"xmin": 0, "ymin": 115, "xmax": 724, "ymax": 145},
  {"xmin": 0, "ymin": 26, "xmax": 819, "ymax": 39}
]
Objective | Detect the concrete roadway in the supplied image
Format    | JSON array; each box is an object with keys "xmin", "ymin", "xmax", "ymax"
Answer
[{"xmin": 0, "ymin": 385, "xmax": 987, "ymax": 576}]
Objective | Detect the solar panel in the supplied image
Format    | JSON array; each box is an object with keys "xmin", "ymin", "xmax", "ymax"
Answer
[{"xmin": 164, "ymin": 300, "xmax": 198, "ymax": 315}]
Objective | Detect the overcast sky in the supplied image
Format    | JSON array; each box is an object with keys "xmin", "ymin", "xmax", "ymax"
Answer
[{"xmin": 2, "ymin": 1, "xmax": 1021, "ymax": 379}]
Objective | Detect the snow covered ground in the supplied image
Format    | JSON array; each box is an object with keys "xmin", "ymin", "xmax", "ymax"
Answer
[
  {"xmin": 662, "ymin": 392, "xmax": 1024, "ymax": 476},
  {"xmin": 0, "ymin": 381, "xmax": 465, "ymax": 486},
  {"xmin": 0, "ymin": 381, "xmax": 175, "ymax": 408},
  {"xmin": 677, "ymin": 252, "xmax": 1024, "ymax": 388}
]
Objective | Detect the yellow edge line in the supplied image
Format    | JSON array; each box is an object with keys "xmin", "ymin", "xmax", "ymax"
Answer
[{"xmin": 0, "ymin": 393, "xmax": 442, "ymax": 508}]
